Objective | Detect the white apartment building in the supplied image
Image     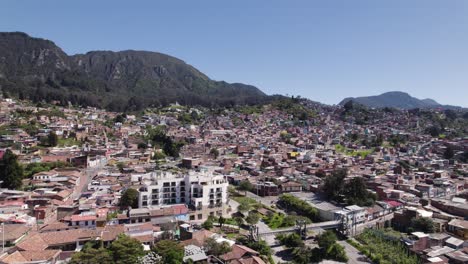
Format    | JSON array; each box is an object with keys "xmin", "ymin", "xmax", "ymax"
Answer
[{"xmin": 136, "ymin": 169, "xmax": 229, "ymax": 221}]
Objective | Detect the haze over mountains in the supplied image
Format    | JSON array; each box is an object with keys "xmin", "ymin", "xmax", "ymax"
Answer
[
  {"xmin": 339, "ymin": 91, "xmax": 461, "ymax": 110},
  {"xmin": 0, "ymin": 32, "xmax": 267, "ymax": 111}
]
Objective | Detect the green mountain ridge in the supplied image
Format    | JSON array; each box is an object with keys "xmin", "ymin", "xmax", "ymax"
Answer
[
  {"xmin": 339, "ymin": 91, "xmax": 449, "ymax": 109},
  {"xmin": 0, "ymin": 32, "xmax": 267, "ymax": 111}
]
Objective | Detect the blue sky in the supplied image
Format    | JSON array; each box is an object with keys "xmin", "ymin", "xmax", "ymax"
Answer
[{"xmin": 2, "ymin": 0, "xmax": 467, "ymax": 106}]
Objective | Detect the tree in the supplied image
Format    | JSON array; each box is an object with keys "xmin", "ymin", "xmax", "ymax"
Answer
[
  {"xmin": 344, "ymin": 177, "xmax": 375, "ymax": 206},
  {"xmin": 202, "ymin": 219, "xmax": 213, "ymax": 230},
  {"xmin": 443, "ymin": 146, "xmax": 454, "ymax": 160},
  {"xmin": 0, "ymin": 150, "xmax": 23, "ymax": 189},
  {"xmin": 119, "ymin": 188, "xmax": 139, "ymax": 208},
  {"xmin": 410, "ymin": 217, "xmax": 435, "ymax": 233},
  {"xmin": 116, "ymin": 162, "xmax": 125, "ymax": 172},
  {"xmin": 276, "ymin": 233, "xmax": 304, "ymax": 248},
  {"xmin": 153, "ymin": 240, "xmax": 184, "ymax": 264},
  {"xmin": 234, "ymin": 216, "xmax": 244, "ymax": 229},
  {"xmin": 316, "ymin": 231, "xmax": 348, "ymax": 262},
  {"xmin": 210, "ymin": 148, "xmax": 220, "ymax": 159},
  {"xmin": 114, "ymin": 114, "xmax": 126, "ymax": 123},
  {"xmin": 322, "ymin": 168, "xmax": 347, "ymax": 202},
  {"xmin": 426, "ymin": 126, "xmax": 441, "ymax": 137},
  {"xmin": 245, "ymin": 211, "xmax": 260, "ymax": 225},
  {"xmin": 317, "ymin": 230, "xmax": 337, "ymax": 250},
  {"xmin": 237, "ymin": 200, "xmax": 252, "ymax": 215},
  {"xmin": 69, "ymin": 242, "xmax": 113, "ymax": 264},
  {"xmin": 137, "ymin": 142, "xmax": 148, "ymax": 149},
  {"xmin": 109, "ymin": 234, "xmax": 145, "ymax": 264},
  {"xmin": 218, "ymin": 216, "xmax": 225, "ymax": 228},
  {"xmin": 326, "ymin": 243, "xmax": 348, "ymax": 262},
  {"xmin": 203, "ymin": 237, "xmax": 231, "ymax": 256},
  {"xmin": 238, "ymin": 180, "xmax": 253, "ymax": 195},
  {"xmin": 48, "ymin": 131, "xmax": 58, "ymax": 147}
]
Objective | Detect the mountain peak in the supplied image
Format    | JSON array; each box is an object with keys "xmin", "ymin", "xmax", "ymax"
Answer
[
  {"xmin": 0, "ymin": 32, "xmax": 267, "ymax": 111},
  {"xmin": 339, "ymin": 91, "xmax": 441, "ymax": 109}
]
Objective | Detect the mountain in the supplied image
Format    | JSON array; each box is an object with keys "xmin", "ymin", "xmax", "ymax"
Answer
[
  {"xmin": 338, "ymin": 91, "xmax": 445, "ymax": 109},
  {"xmin": 0, "ymin": 32, "xmax": 267, "ymax": 111}
]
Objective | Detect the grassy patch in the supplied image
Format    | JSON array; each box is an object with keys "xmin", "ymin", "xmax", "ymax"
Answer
[
  {"xmin": 352, "ymin": 229, "xmax": 419, "ymax": 264},
  {"xmin": 263, "ymin": 212, "xmax": 311, "ymax": 229},
  {"xmin": 58, "ymin": 137, "xmax": 82, "ymax": 147},
  {"xmin": 335, "ymin": 144, "xmax": 374, "ymax": 158}
]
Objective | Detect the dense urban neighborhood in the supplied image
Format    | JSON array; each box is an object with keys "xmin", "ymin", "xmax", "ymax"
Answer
[{"xmin": 0, "ymin": 96, "xmax": 467, "ymax": 264}]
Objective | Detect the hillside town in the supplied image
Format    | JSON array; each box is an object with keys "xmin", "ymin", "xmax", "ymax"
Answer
[{"xmin": 0, "ymin": 96, "xmax": 467, "ymax": 264}]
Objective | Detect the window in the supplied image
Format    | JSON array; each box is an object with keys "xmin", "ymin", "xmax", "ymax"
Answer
[
  {"xmin": 198, "ymin": 214, "xmax": 202, "ymax": 220},
  {"xmin": 190, "ymin": 215, "xmax": 195, "ymax": 220}
]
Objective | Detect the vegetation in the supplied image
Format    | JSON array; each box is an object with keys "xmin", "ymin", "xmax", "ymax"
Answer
[
  {"xmin": 202, "ymin": 218, "xmax": 214, "ymax": 230},
  {"xmin": 335, "ymin": 144, "xmax": 374, "ymax": 158},
  {"xmin": 69, "ymin": 241, "xmax": 113, "ymax": 264},
  {"xmin": 276, "ymin": 233, "xmax": 304, "ymax": 248},
  {"xmin": 152, "ymin": 239, "xmax": 185, "ymax": 264},
  {"xmin": 322, "ymin": 168, "xmax": 376, "ymax": 206},
  {"xmin": 287, "ymin": 230, "xmax": 348, "ymax": 264},
  {"xmin": 245, "ymin": 211, "xmax": 261, "ymax": 225},
  {"xmin": 209, "ymin": 148, "xmax": 220, "ymax": 159},
  {"xmin": 23, "ymin": 161, "xmax": 71, "ymax": 178},
  {"xmin": 119, "ymin": 188, "xmax": 139, "ymax": 208},
  {"xmin": 352, "ymin": 228, "xmax": 419, "ymax": 264},
  {"xmin": 263, "ymin": 212, "xmax": 311, "ymax": 229},
  {"xmin": 278, "ymin": 194, "xmax": 319, "ymax": 221},
  {"xmin": 236, "ymin": 236, "xmax": 272, "ymax": 260},
  {"xmin": 109, "ymin": 234, "xmax": 145, "ymax": 264},
  {"xmin": 409, "ymin": 217, "xmax": 435, "ymax": 233},
  {"xmin": 0, "ymin": 32, "xmax": 268, "ymax": 111},
  {"xmin": 203, "ymin": 237, "xmax": 231, "ymax": 257},
  {"xmin": 147, "ymin": 126, "xmax": 185, "ymax": 158},
  {"xmin": 47, "ymin": 131, "xmax": 58, "ymax": 147},
  {"xmin": 237, "ymin": 180, "xmax": 254, "ymax": 194},
  {"xmin": 0, "ymin": 149, "xmax": 23, "ymax": 189},
  {"xmin": 71, "ymin": 235, "xmax": 145, "ymax": 264}
]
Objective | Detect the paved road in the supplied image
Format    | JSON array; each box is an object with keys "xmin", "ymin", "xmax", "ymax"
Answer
[{"xmin": 337, "ymin": 240, "xmax": 372, "ymax": 264}]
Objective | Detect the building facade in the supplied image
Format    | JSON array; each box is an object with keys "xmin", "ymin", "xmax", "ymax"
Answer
[{"xmin": 137, "ymin": 169, "xmax": 229, "ymax": 221}]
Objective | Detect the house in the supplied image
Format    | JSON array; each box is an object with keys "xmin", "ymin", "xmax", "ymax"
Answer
[
  {"xmin": 279, "ymin": 181, "xmax": 302, "ymax": 193},
  {"xmin": 447, "ymin": 219, "xmax": 468, "ymax": 240},
  {"xmin": 0, "ymin": 249, "xmax": 61, "ymax": 264},
  {"xmin": 220, "ymin": 244, "xmax": 266, "ymax": 264},
  {"xmin": 255, "ymin": 182, "xmax": 279, "ymax": 197}
]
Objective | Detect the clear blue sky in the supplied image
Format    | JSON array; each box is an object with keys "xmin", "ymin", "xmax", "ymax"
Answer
[{"xmin": 2, "ymin": 0, "xmax": 468, "ymax": 106}]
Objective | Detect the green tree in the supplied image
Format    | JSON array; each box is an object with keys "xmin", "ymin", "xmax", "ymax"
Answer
[
  {"xmin": 443, "ymin": 146, "xmax": 454, "ymax": 159},
  {"xmin": 119, "ymin": 188, "xmax": 139, "ymax": 208},
  {"xmin": 344, "ymin": 177, "xmax": 375, "ymax": 206},
  {"xmin": 245, "ymin": 211, "xmax": 260, "ymax": 225},
  {"xmin": 202, "ymin": 219, "xmax": 213, "ymax": 230},
  {"xmin": 237, "ymin": 200, "xmax": 252, "ymax": 215},
  {"xmin": 153, "ymin": 240, "xmax": 184, "ymax": 264},
  {"xmin": 0, "ymin": 150, "xmax": 23, "ymax": 189},
  {"xmin": 109, "ymin": 234, "xmax": 145, "ymax": 264},
  {"xmin": 238, "ymin": 180, "xmax": 253, "ymax": 195},
  {"xmin": 276, "ymin": 233, "xmax": 304, "ymax": 248},
  {"xmin": 410, "ymin": 217, "xmax": 435, "ymax": 233},
  {"xmin": 48, "ymin": 131, "xmax": 58, "ymax": 147},
  {"xmin": 218, "ymin": 216, "xmax": 225, "ymax": 228},
  {"xmin": 317, "ymin": 230, "xmax": 337, "ymax": 250},
  {"xmin": 203, "ymin": 237, "xmax": 231, "ymax": 257},
  {"xmin": 210, "ymin": 148, "xmax": 220, "ymax": 159},
  {"xmin": 234, "ymin": 216, "xmax": 244, "ymax": 229},
  {"xmin": 322, "ymin": 168, "xmax": 347, "ymax": 202},
  {"xmin": 69, "ymin": 242, "xmax": 113, "ymax": 264},
  {"xmin": 326, "ymin": 243, "xmax": 348, "ymax": 262}
]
